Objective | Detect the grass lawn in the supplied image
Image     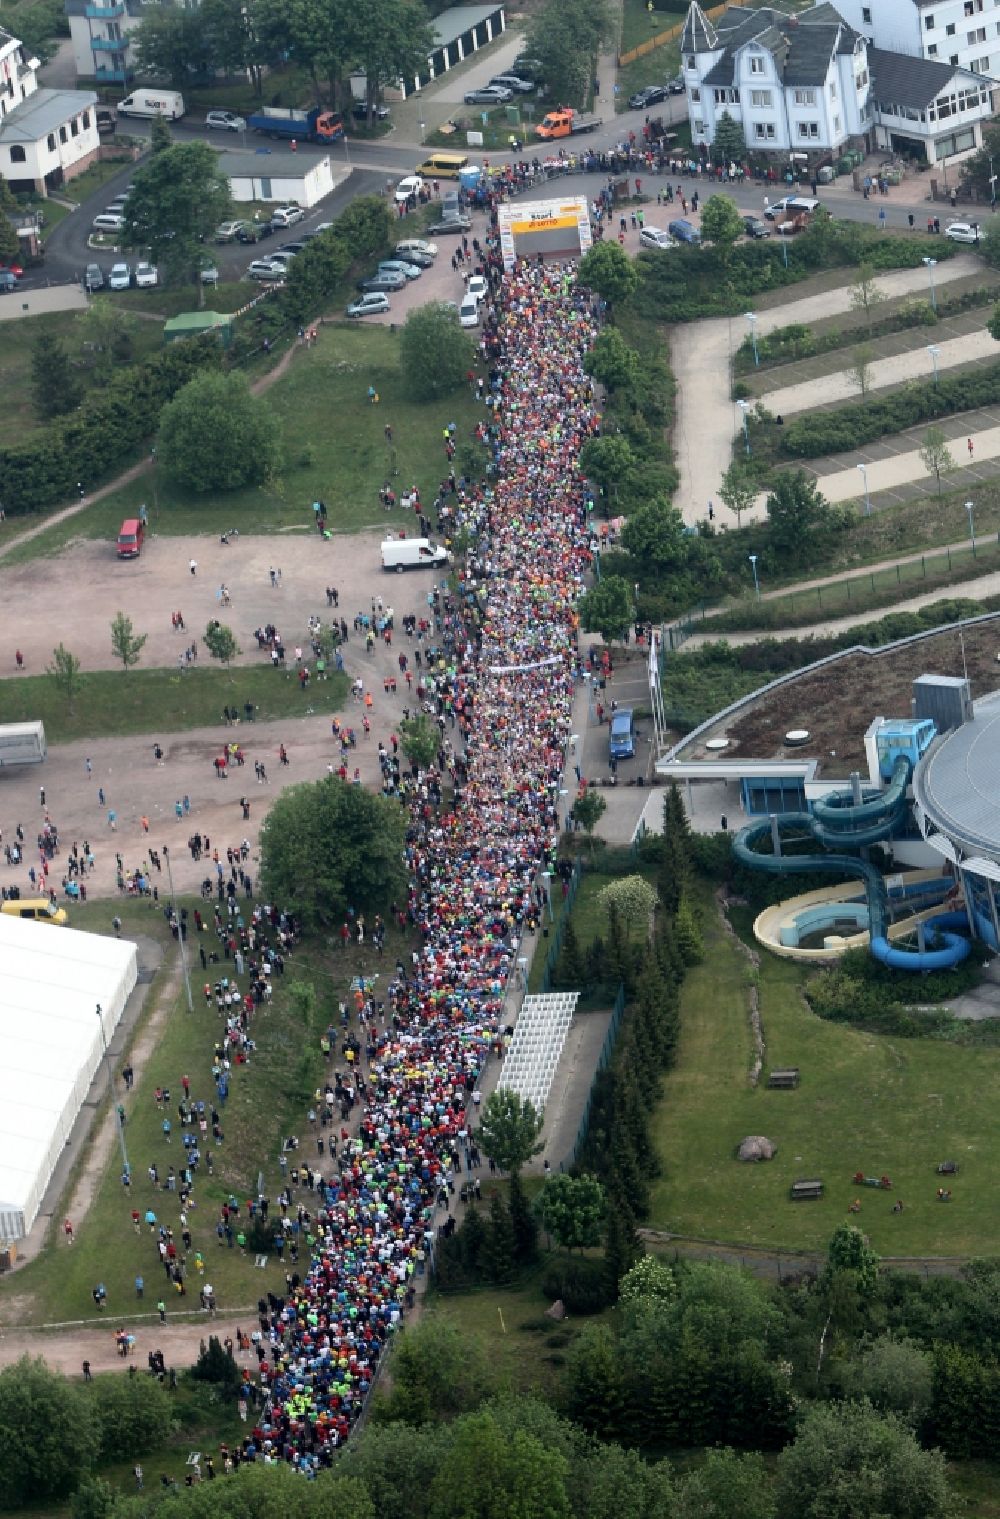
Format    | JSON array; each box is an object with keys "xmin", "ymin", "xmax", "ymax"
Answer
[
  {"xmin": 0, "ymin": 666, "xmax": 347, "ymax": 745},
  {"xmin": 1, "ymin": 897, "xmax": 417, "ymax": 1328},
  {"xmin": 426, "ymin": 107, "xmax": 535, "ymax": 152},
  {"xmin": 63, "ymin": 155, "xmax": 137, "ymax": 206},
  {"xmin": 616, "ymin": 42, "xmax": 681, "ymax": 113},
  {"xmin": 649, "ymin": 887, "xmax": 1000, "ymax": 1257},
  {"xmin": 109, "ymin": 281, "xmax": 258, "ymax": 320},
  {"xmin": 0, "ymin": 324, "xmax": 482, "ymax": 567}
]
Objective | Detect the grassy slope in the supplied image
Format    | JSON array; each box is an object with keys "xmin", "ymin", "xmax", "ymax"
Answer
[{"xmin": 650, "ymin": 890, "xmax": 1000, "ymax": 1257}]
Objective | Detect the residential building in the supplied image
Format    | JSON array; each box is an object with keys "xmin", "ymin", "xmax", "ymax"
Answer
[
  {"xmin": 680, "ymin": 2, "xmax": 871, "ymax": 161},
  {"xmin": 867, "ymin": 45, "xmax": 993, "ymax": 164},
  {"xmin": 64, "ymin": 0, "xmax": 141, "ymax": 88},
  {"xmin": 837, "ymin": 0, "xmax": 1000, "ymax": 82},
  {"xmin": 0, "ymin": 25, "xmax": 98, "ymax": 194}
]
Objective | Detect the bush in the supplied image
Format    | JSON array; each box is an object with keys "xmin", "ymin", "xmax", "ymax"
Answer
[
  {"xmin": 189, "ymin": 1335, "xmax": 241, "ymax": 1392},
  {"xmin": 91, "ymin": 1375, "xmax": 174, "ymax": 1460},
  {"xmin": 541, "ymin": 1256, "xmax": 615, "ymax": 1314}
]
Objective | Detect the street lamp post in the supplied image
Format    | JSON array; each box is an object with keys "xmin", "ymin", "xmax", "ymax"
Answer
[
  {"xmin": 966, "ymin": 498, "xmax": 977, "ymax": 557},
  {"xmin": 927, "ymin": 343, "xmax": 941, "ymax": 383},
  {"xmin": 96, "ymin": 1003, "xmax": 129, "ymax": 1175},
  {"xmin": 737, "ymin": 398, "xmax": 751, "ymax": 457},
  {"xmin": 150, "ymin": 447, "xmax": 158, "ymax": 518},
  {"xmin": 745, "ymin": 310, "xmax": 759, "ymax": 367},
  {"xmin": 922, "ymin": 256, "xmax": 937, "ymax": 312},
  {"xmin": 161, "ymin": 845, "xmax": 194, "ymax": 1013},
  {"xmin": 748, "ymin": 553, "xmax": 761, "ymax": 600},
  {"xmin": 856, "ymin": 461, "xmax": 871, "ymax": 516}
]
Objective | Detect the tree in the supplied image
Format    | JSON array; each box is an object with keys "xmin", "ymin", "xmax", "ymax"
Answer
[
  {"xmin": 32, "ymin": 331, "xmax": 81, "ymax": 418},
  {"xmin": 579, "ymin": 435, "xmax": 634, "ymax": 497},
  {"xmin": 584, "ymin": 328, "xmax": 640, "ymax": 392},
  {"xmin": 204, "ymin": 619, "xmax": 241, "ymax": 671},
  {"xmin": 46, "ymin": 643, "xmax": 83, "ymax": 713},
  {"xmin": 850, "ymin": 1337, "xmax": 934, "ymax": 1426},
  {"xmin": 373, "ymin": 1318, "xmax": 496, "ymax": 1426},
  {"xmin": 775, "ymin": 1399, "xmax": 952, "ymax": 1519},
  {"xmin": 989, "ymin": 298, "xmax": 1000, "ymax": 342},
  {"xmin": 345, "ymin": 0, "xmax": 436, "ymax": 109},
  {"xmin": 150, "ymin": 111, "xmax": 173, "ymax": 154},
  {"xmin": 124, "ymin": 142, "xmax": 232, "ymax": 295},
  {"xmin": 399, "ymin": 712, "xmax": 440, "ymax": 772},
  {"xmin": 578, "ymin": 574, "xmax": 632, "ymax": 645},
  {"xmin": 960, "ymin": 119, "xmax": 1000, "ymax": 202},
  {"xmin": 71, "ymin": 1475, "xmax": 116, "ymax": 1519},
  {"xmin": 849, "ymin": 263, "xmax": 887, "ymax": 331},
  {"xmin": 429, "ymin": 1409, "xmax": 571, "ymax": 1519},
  {"xmin": 719, "ymin": 460, "xmax": 759, "ymax": 529},
  {"xmin": 597, "ymin": 875, "xmax": 657, "ymax": 939},
  {"xmin": 76, "ymin": 298, "xmax": 137, "ymax": 381},
  {"xmin": 700, "ymin": 194, "xmax": 745, "ymax": 250},
  {"xmin": 476, "ymin": 1088, "xmax": 544, "ymax": 1175},
  {"xmin": 847, "ymin": 341, "xmax": 874, "ymax": 398},
  {"xmin": 535, "ymin": 1172, "xmax": 606, "ymax": 1252},
  {"xmin": 133, "ymin": 8, "xmax": 210, "ymax": 85},
  {"xmin": 337, "ymin": 1422, "xmax": 451, "ymax": 1519},
  {"xmin": 190, "ymin": 1334, "xmax": 241, "ymax": 1390},
  {"xmin": 765, "ymin": 470, "xmax": 840, "ymax": 567},
  {"xmin": 110, "ymin": 611, "xmax": 147, "ymax": 671},
  {"xmin": 919, "ymin": 424, "xmax": 954, "ymax": 497},
  {"xmin": 0, "ymin": 171, "xmax": 17, "ymax": 211},
  {"xmin": 573, "ymin": 789, "xmax": 607, "ymax": 856},
  {"xmin": 619, "ymin": 1254, "xmax": 676, "ymax": 1308},
  {"xmin": 259, "ymin": 776, "xmax": 407, "ymax": 929},
  {"xmin": 673, "ymin": 897, "xmax": 703, "ymax": 964},
  {"xmin": 483, "ymin": 1188, "xmax": 518, "ymax": 1284},
  {"xmin": 159, "ymin": 371, "xmax": 281, "ymax": 492},
  {"xmin": 400, "ymin": 302, "xmax": 476, "ymax": 400},
  {"xmin": 0, "ymin": 1357, "xmax": 97, "ymax": 1507},
  {"xmin": 710, "ymin": 110, "xmax": 747, "ymax": 166},
  {"xmin": 677, "ymin": 1449, "xmax": 776, "ymax": 1519},
  {"xmin": 91, "ymin": 1374, "xmax": 174, "ymax": 1459},
  {"xmin": 824, "ymin": 1222, "xmax": 880, "ymax": 1296},
  {"xmin": 620, "ymin": 496, "xmax": 689, "ymax": 570},
  {"xmin": 528, "ymin": 0, "xmax": 613, "ymax": 108},
  {"xmin": 254, "ymin": 0, "xmax": 351, "ymax": 108},
  {"xmin": 577, "ymin": 240, "xmax": 638, "ymax": 307},
  {"xmin": 0, "ymin": 212, "xmax": 19, "ymax": 263}
]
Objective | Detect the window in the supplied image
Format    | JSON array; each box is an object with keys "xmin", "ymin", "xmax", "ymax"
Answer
[
  {"xmin": 693, "ymin": 118, "xmax": 705, "ymax": 135},
  {"xmin": 969, "ymin": 25, "xmax": 987, "ymax": 40},
  {"xmin": 749, "ymin": 53, "xmax": 765, "ymax": 74},
  {"xmin": 965, "ymin": 0, "xmax": 983, "ymax": 14},
  {"xmin": 951, "ymin": 52, "xmax": 960, "ymax": 63},
  {"xmin": 856, "ymin": 68, "xmax": 869, "ymax": 87},
  {"xmin": 797, "ymin": 121, "xmax": 819, "ymax": 138},
  {"xmin": 82, "ymin": 110, "xmax": 90, "ymax": 128},
  {"xmin": 974, "ymin": 53, "xmax": 991, "ymax": 68},
  {"xmin": 862, "ymin": 5, "xmax": 872, "ymax": 19},
  {"xmin": 59, "ymin": 125, "xmax": 66, "ymax": 143},
  {"xmin": 690, "ymin": 87, "xmax": 700, "ymax": 102},
  {"xmin": 830, "ymin": 80, "xmax": 838, "ymax": 99},
  {"xmin": 924, "ymin": 12, "xmax": 935, "ymax": 27},
  {"xmin": 753, "ymin": 121, "xmax": 776, "ymax": 139},
  {"xmin": 750, "ymin": 88, "xmax": 772, "ymax": 106},
  {"xmin": 70, "ymin": 118, "xmax": 78, "ymax": 136},
  {"xmin": 833, "ymin": 114, "xmax": 841, "ymax": 132},
  {"xmin": 10, "ymin": 144, "xmax": 25, "ymax": 161},
  {"xmin": 946, "ymin": 22, "xmax": 956, "ymax": 33},
  {"xmin": 793, "ymin": 87, "xmax": 815, "ymax": 105},
  {"xmin": 929, "ymin": 42, "xmax": 939, "ymax": 52},
  {"xmin": 686, "ymin": 55, "xmax": 695, "ymax": 68}
]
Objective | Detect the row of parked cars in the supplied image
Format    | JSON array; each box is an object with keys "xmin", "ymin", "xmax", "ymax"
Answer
[
  {"xmin": 627, "ymin": 78, "xmax": 685, "ymax": 110},
  {"xmin": 345, "ymin": 239, "xmax": 440, "ymax": 317},
  {"xmin": 464, "ymin": 54, "xmax": 543, "ymax": 105}
]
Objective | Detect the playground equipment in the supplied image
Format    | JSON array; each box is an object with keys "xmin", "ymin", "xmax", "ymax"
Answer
[{"xmin": 733, "ymin": 756, "xmax": 972, "ymax": 971}]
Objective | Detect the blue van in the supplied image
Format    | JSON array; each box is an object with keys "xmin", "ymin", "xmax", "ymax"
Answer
[
  {"xmin": 668, "ymin": 218, "xmax": 701, "ymax": 245},
  {"xmin": 609, "ymin": 709, "xmax": 636, "ymax": 761}
]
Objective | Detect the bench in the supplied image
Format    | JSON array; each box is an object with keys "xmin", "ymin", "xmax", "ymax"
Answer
[
  {"xmin": 937, "ymin": 1160, "xmax": 959, "ymax": 1175},
  {"xmin": 790, "ymin": 1179, "xmax": 823, "ymax": 1201},
  {"xmin": 768, "ymin": 1068, "xmax": 800, "ymax": 1089}
]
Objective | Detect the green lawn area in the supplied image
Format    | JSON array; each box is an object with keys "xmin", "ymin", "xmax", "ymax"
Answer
[
  {"xmin": 0, "ymin": 323, "xmax": 482, "ymax": 567},
  {"xmin": 109, "ymin": 280, "xmax": 258, "ymax": 319},
  {"xmin": 649, "ymin": 888, "xmax": 1000, "ymax": 1257},
  {"xmin": 1, "ymin": 897, "xmax": 416, "ymax": 1328},
  {"xmin": 426, "ymin": 106, "xmax": 535, "ymax": 152},
  {"xmin": 0, "ymin": 666, "xmax": 347, "ymax": 744},
  {"xmin": 62, "ymin": 154, "xmax": 136, "ymax": 206},
  {"xmin": 528, "ymin": 857, "xmax": 648, "ymax": 998}
]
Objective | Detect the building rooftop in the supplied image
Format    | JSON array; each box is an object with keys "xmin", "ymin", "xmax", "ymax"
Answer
[
  {"xmin": 0, "ymin": 86, "xmax": 96, "ymax": 142},
  {"xmin": 869, "ymin": 46, "xmax": 990, "ymax": 109},
  {"xmin": 216, "ymin": 148, "xmax": 330, "ymax": 176},
  {"xmin": 431, "ymin": 3, "xmax": 504, "ymax": 48},
  {"xmin": 914, "ymin": 695, "xmax": 1000, "ymax": 860},
  {"xmin": 702, "ymin": 4, "xmax": 859, "ymax": 89}
]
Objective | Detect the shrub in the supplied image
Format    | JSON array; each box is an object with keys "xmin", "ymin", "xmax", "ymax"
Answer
[
  {"xmin": 189, "ymin": 1335, "xmax": 241, "ymax": 1392},
  {"xmin": 91, "ymin": 1376, "xmax": 174, "ymax": 1460},
  {"xmin": 541, "ymin": 1255, "xmax": 614, "ymax": 1314}
]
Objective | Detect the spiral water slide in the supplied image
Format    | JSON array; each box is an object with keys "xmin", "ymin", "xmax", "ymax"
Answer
[{"xmin": 733, "ymin": 756, "xmax": 971, "ymax": 970}]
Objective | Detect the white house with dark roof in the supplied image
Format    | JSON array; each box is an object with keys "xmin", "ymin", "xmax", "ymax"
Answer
[
  {"xmin": 680, "ymin": 2, "xmax": 872, "ymax": 160},
  {"xmin": 836, "ymin": 0, "xmax": 1000, "ymax": 82},
  {"xmin": 867, "ymin": 45, "xmax": 993, "ymax": 164},
  {"xmin": 0, "ymin": 24, "xmax": 98, "ymax": 194}
]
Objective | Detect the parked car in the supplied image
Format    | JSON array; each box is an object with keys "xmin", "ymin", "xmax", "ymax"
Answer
[
  {"xmin": 92, "ymin": 212, "xmax": 125, "ymax": 232},
  {"xmin": 394, "ymin": 174, "xmax": 424, "ymax": 204},
  {"xmin": 378, "ymin": 258, "xmax": 422, "ymax": 280},
  {"xmin": 134, "ymin": 260, "xmax": 158, "ymax": 287},
  {"xmin": 357, "ymin": 271, "xmax": 407, "ymax": 292},
  {"xmin": 742, "ymin": 215, "xmax": 771, "ymax": 238},
  {"xmin": 609, "ymin": 708, "xmax": 636, "ymax": 761},
  {"xmin": 278, "ymin": 241, "xmax": 307, "ymax": 256},
  {"xmin": 84, "ymin": 262, "xmax": 104, "ymax": 292},
  {"xmin": 464, "ymin": 84, "xmax": 512, "ymax": 104},
  {"xmin": 638, "ymin": 226, "xmax": 675, "ymax": 250},
  {"xmin": 236, "ymin": 220, "xmax": 274, "ymax": 243},
  {"xmin": 0, "ymin": 270, "xmax": 18, "ymax": 293},
  {"xmin": 514, "ymin": 55, "xmax": 544, "ymax": 76},
  {"xmin": 346, "ymin": 291, "xmax": 390, "ymax": 317},
  {"xmin": 628, "ymin": 84, "xmax": 667, "ymax": 109},
  {"xmin": 216, "ymin": 219, "xmax": 250, "ymax": 242},
  {"xmin": 247, "ymin": 257, "xmax": 286, "ymax": 281},
  {"xmin": 667, "ymin": 74, "xmax": 685, "ymax": 93},
  {"xmin": 393, "ymin": 247, "xmax": 433, "ymax": 269},
  {"xmin": 459, "ymin": 293, "xmax": 479, "ymax": 327},
  {"xmin": 467, "ymin": 274, "xmax": 488, "ymax": 301},
  {"xmin": 200, "ymin": 259, "xmax": 220, "ymax": 284},
  {"xmin": 108, "ymin": 261, "xmax": 131, "ymax": 290},
  {"xmin": 107, "ymin": 192, "xmax": 130, "ymax": 210},
  {"xmin": 396, "ymin": 238, "xmax": 438, "ymax": 259},
  {"xmin": 426, "ymin": 215, "xmax": 471, "ymax": 234},
  {"xmin": 351, "ymin": 101, "xmax": 390, "ymax": 121},
  {"xmin": 270, "ymin": 205, "xmax": 305, "ymax": 227},
  {"xmin": 945, "ymin": 220, "xmax": 980, "ymax": 243},
  {"xmin": 206, "ymin": 109, "xmax": 245, "ymax": 132},
  {"xmin": 490, "ymin": 74, "xmax": 534, "ymax": 94},
  {"xmin": 0, "ymin": 258, "xmax": 23, "ymax": 278}
]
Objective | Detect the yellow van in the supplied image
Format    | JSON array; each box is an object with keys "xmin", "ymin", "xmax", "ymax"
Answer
[
  {"xmin": 1, "ymin": 897, "xmax": 68, "ymax": 926},
  {"xmin": 416, "ymin": 151, "xmax": 470, "ymax": 178}
]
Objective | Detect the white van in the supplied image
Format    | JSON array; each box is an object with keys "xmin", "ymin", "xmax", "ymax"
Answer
[
  {"xmin": 0, "ymin": 721, "xmax": 47, "ymax": 766},
  {"xmin": 459, "ymin": 293, "xmax": 479, "ymax": 328},
  {"xmin": 117, "ymin": 88, "xmax": 185, "ymax": 120},
  {"xmin": 381, "ymin": 537, "xmax": 451, "ymax": 573},
  {"xmin": 92, "ymin": 212, "xmax": 125, "ymax": 232}
]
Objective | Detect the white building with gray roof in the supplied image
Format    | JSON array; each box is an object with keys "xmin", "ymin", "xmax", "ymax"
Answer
[{"xmin": 0, "ymin": 24, "xmax": 97, "ymax": 195}]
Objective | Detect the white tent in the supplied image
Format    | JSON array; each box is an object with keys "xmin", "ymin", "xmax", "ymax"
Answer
[{"xmin": 0, "ymin": 914, "xmax": 137, "ymax": 1240}]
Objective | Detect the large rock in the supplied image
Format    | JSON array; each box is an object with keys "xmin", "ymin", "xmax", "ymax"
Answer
[{"xmin": 738, "ymin": 1135, "xmax": 776, "ymax": 1162}]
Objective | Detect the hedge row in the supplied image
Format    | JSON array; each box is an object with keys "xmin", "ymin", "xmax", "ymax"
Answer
[
  {"xmin": 0, "ymin": 336, "xmax": 221, "ymax": 515},
  {"xmin": 779, "ymin": 360, "xmax": 1000, "ymax": 459}
]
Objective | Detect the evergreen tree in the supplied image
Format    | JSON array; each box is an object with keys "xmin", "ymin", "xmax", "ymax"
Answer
[
  {"xmin": 555, "ymin": 917, "xmax": 585, "ymax": 989},
  {"xmin": 32, "ymin": 332, "xmax": 82, "ymax": 419},
  {"xmin": 658, "ymin": 785, "xmax": 693, "ymax": 914},
  {"xmin": 149, "ymin": 111, "xmax": 172, "ymax": 153},
  {"xmin": 604, "ymin": 1193, "xmax": 642, "ymax": 1300},
  {"xmin": 673, "ymin": 897, "xmax": 704, "ymax": 965},
  {"xmin": 483, "ymin": 1190, "xmax": 517, "ymax": 1285},
  {"xmin": 710, "ymin": 109, "xmax": 747, "ymax": 166},
  {"xmin": 508, "ymin": 1168, "xmax": 539, "ymax": 1265},
  {"xmin": 655, "ymin": 915, "xmax": 686, "ymax": 986},
  {"xmin": 610, "ymin": 1127, "xmax": 649, "ymax": 1219},
  {"xmin": 564, "ymin": 1324, "xmax": 627, "ymax": 1441},
  {"xmin": 585, "ymin": 933, "xmax": 606, "ymax": 987},
  {"xmin": 458, "ymin": 1204, "xmax": 487, "ymax": 1274},
  {"xmin": 615, "ymin": 1052, "xmax": 657, "ymax": 1173}
]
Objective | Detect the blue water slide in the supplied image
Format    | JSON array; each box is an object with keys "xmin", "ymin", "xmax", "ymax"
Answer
[{"xmin": 732, "ymin": 756, "xmax": 971, "ymax": 970}]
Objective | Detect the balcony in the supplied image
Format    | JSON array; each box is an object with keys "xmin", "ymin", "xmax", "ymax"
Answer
[
  {"xmin": 91, "ymin": 35, "xmax": 126, "ymax": 50},
  {"xmin": 94, "ymin": 63, "xmax": 132, "ymax": 82},
  {"xmin": 85, "ymin": 2, "xmax": 125, "ymax": 17}
]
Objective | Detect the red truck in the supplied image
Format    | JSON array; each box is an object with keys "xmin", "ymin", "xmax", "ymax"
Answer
[{"xmin": 117, "ymin": 518, "xmax": 144, "ymax": 558}]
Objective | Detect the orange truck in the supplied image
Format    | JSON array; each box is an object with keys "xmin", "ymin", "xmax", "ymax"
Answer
[{"xmin": 535, "ymin": 107, "xmax": 602, "ymax": 140}]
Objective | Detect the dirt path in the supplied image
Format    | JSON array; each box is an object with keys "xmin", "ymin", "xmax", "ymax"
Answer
[{"xmin": 0, "ymin": 1314, "xmax": 258, "ymax": 1375}]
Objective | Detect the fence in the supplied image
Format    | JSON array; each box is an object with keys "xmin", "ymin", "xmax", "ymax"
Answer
[
  {"xmin": 560, "ymin": 981, "xmax": 627, "ymax": 1170},
  {"xmin": 539, "ymin": 859, "xmax": 583, "ymax": 993},
  {"xmin": 618, "ymin": 2, "xmax": 726, "ymax": 66}
]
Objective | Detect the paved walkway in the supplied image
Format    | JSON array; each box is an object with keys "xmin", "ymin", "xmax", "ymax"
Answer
[
  {"xmin": 671, "ymin": 254, "xmax": 981, "ymax": 527},
  {"xmin": 816, "ymin": 418, "xmax": 1000, "ymax": 504}
]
